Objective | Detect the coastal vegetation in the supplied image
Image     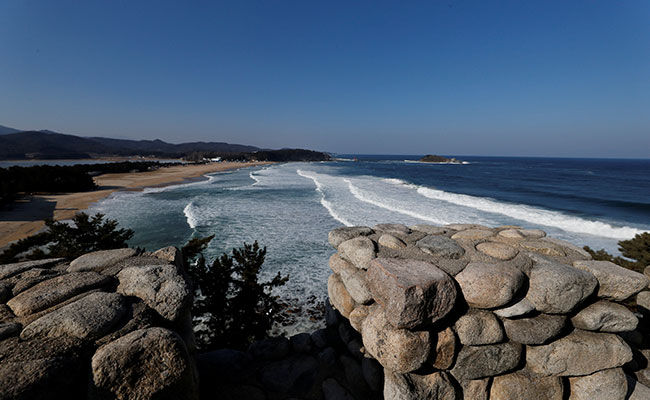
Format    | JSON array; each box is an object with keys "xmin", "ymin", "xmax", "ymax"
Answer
[
  {"xmin": 183, "ymin": 148, "xmax": 331, "ymax": 162},
  {"xmin": 583, "ymin": 232, "xmax": 650, "ymax": 274},
  {"xmin": 0, "ymin": 161, "xmax": 170, "ymax": 207},
  {"xmin": 0, "ymin": 212, "xmax": 133, "ymax": 263},
  {"xmin": 182, "ymin": 236, "xmax": 289, "ymax": 351}
]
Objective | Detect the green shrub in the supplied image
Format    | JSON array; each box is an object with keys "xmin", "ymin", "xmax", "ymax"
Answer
[
  {"xmin": 583, "ymin": 232, "xmax": 650, "ymax": 274},
  {"xmin": 182, "ymin": 237, "xmax": 288, "ymax": 351},
  {"xmin": 0, "ymin": 212, "xmax": 133, "ymax": 263}
]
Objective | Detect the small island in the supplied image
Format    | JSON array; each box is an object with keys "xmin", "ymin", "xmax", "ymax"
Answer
[{"xmin": 419, "ymin": 154, "xmax": 463, "ymax": 164}]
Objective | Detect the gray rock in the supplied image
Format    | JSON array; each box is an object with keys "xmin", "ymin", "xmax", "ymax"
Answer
[
  {"xmin": 502, "ymin": 314, "xmax": 566, "ymax": 344},
  {"xmin": 571, "ymin": 301, "xmax": 638, "ymax": 332},
  {"xmin": 526, "ymin": 330, "xmax": 632, "ymax": 376},
  {"xmin": 340, "ymin": 353, "xmax": 370, "ymax": 397},
  {"xmin": 544, "ymin": 237, "xmax": 592, "ymax": 259},
  {"xmin": 374, "ymin": 223, "xmax": 411, "ymax": 235},
  {"xmin": 569, "ymin": 368, "xmax": 627, "ymax": 400},
  {"xmin": 336, "ymin": 256, "xmax": 373, "ymax": 305},
  {"xmin": 446, "ymin": 223, "xmax": 488, "ymax": 231},
  {"xmin": 490, "ymin": 371, "xmax": 563, "ymax": 400},
  {"xmin": 430, "ymin": 327, "xmax": 457, "ymax": 370},
  {"xmin": 325, "ymin": 301, "xmax": 339, "ymax": 326},
  {"xmin": 434, "ymin": 258, "xmax": 469, "ymax": 276},
  {"xmin": 493, "ymin": 298, "xmax": 535, "ymax": 318},
  {"xmin": 311, "ymin": 328, "xmax": 331, "ymax": 349},
  {"xmin": 290, "ymin": 332, "xmax": 313, "ymax": 353},
  {"xmin": 520, "ymin": 240, "xmax": 566, "ymax": 256},
  {"xmin": 0, "ymin": 282, "xmax": 10, "ymax": 303},
  {"xmin": 573, "ymin": 260, "xmax": 649, "ymax": 301},
  {"xmin": 338, "ymin": 322, "xmax": 357, "ymax": 345},
  {"xmin": 451, "ymin": 342, "xmax": 522, "ymax": 380},
  {"xmin": 318, "ymin": 347, "xmax": 337, "ymax": 366},
  {"xmin": 637, "ymin": 291, "xmax": 650, "ymax": 313},
  {"xmin": 329, "ymin": 253, "xmax": 351, "ymax": 275},
  {"xmin": 21, "ymin": 292, "xmax": 125, "ymax": 341},
  {"xmin": 455, "ymin": 262, "xmax": 525, "ymax": 309},
  {"xmin": 451, "ymin": 229, "xmax": 495, "ymax": 240},
  {"xmin": 416, "ymin": 235, "xmax": 465, "ymax": 259},
  {"xmin": 0, "ymin": 258, "xmax": 64, "ymax": 280},
  {"xmin": 459, "ymin": 378, "xmax": 490, "ymax": 400},
  {"xmin": 338, "ymin": 236, "xmax": 377, "ymax": 270},
  {"xmin": 367, "ymin": 258, "xmax": 456, "ymax": 328},
  {"xmin": 0, "ymin": 322, "xmax": 21, "ymax": 341},
  {"xmin": 329, "ymin": 226, "xmax": 374, "ymax": 248},
  {"xmin": 384, "ymin": 370, "xmax": 458, "ymax": 400},
  {"xmin": 151, "ymin": 246, "xmax": 183, "ymax": 269},
  {"xmin": 454, "ymin": 309, "xmax": 503, "ymax": 345},
  {"xmin": 526, "ymin": 260, "xmax": 597, "ymax": 314},
  {"xmin": 8, "ymin": 268, "xmax": 59, "ymax": 296},
  {"xmin": 7, "ymin": 272, "xmax": 112, "ymax": 316},
  {"xmin": 498, "ymin": 229, "xmax": 525, "ymax": 239},
  {"xmin": 475, "ymin": 242, "xmax": 518, "ymax": 260},
  {"xmin": 361, "ymin": 306, "xmax": 430, "ymax": 373},
  {"xmin": 349, "ymin": 304, "xmax": 371, "ymax": 332},
  {"xmin": 322, "ymin": 378, "xmax": 355, "ymax": 400},
  {"xmin": 519, "ymin": 229, "xmax": 546, "ymax": 238},
  {"xmin": 91, "ymin": 327, "xmax": 198, "ymax": 400},
  {"xmin": 196, "ymin": 349, "xmax": 253, "ymax": 385},
  {"xmin": 626, "ymin": 375, "xmax": 650, "ymax": 400},
  {"xmin": 117, "ymin": 264, "xmax": 192, "ymax": 322},
  {"xmin": 248, "ymin": 336, "xmax": 290, "ymax": 361},
  {"xmin": 328, "ymin": 274, "xmax": 356, "ymax": 318},
  {"xmin": 68, "ymin": 248, "xmax": 137, "ymax": 273},
  {"xmin": 378, "ymin": 234, "xmax": 407, "ymax": 249},
  {"xmin": 259, "ymin": 354, "xmax": 319, "ymax": 394},
  {"xmin": 410, "ymin": 225, "xmax": 452, "ymax": 235},
  {"xmin": 362, "ymin": 356, "xmax": 384, "ymax": 392}
]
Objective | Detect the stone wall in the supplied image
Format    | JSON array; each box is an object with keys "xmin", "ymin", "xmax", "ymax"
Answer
[
  {"xmin": 327, "ymin": 223, "xmax": 650, "ymax": 400},
  {"xmin": 0, "ymin": 246, "xmax": 198, "ymax": 400}
]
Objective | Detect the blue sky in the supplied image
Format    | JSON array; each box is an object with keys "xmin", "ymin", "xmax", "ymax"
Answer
[{"xmin": 1, "ymin": 1, "xmax": 649, "ymax": 157}]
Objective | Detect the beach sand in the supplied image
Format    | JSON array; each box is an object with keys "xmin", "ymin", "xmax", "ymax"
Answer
[{"xmin": 0, "ymin": 161, "xmax": 271, "ymax": 249}]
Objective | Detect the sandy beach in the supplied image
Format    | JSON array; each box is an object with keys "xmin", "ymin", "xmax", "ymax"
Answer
[{"xmin": 0, "ymin": 161, "xmax": 271, "ymax": 249}]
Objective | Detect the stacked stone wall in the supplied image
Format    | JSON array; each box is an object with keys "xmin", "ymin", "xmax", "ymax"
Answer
[
  {"xmin": 327, "ymin": 223, "xmax": 650, "ymax": 399},
  {"xmin": 0, "ymin": 246, "xmax": 198, "ymax": 400}
]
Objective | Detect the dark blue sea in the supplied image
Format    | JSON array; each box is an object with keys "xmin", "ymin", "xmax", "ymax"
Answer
[{"xmin": 89, "ymin": 155, "xmax": 650, "ymax": 333}]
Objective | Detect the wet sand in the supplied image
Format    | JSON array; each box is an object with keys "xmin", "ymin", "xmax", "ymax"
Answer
[{"xmin": 0, "ymin": 162, "xmax": 271, "ymax": 249}]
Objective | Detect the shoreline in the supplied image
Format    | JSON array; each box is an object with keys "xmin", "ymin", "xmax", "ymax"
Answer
[{"xmin": 0, "ymin": 161, "xmax": 272, "ymax": 249}]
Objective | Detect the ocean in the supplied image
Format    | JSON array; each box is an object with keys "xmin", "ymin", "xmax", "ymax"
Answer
[{"xmin": 88, "ymin": 156, "xmax": 650, "ymax": 334}]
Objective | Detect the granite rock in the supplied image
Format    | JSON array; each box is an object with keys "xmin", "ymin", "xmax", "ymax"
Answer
[
  {"xmin": 526, "ymin": 260, "xmax": 597, "ymax": 314},
  {"xmin": 502, "ymin": 313, "xmax": 566, "ymax": 345},
  {"xmin": 338, "ymin": 237, "xmax": 377, "ymax": 270},
  {"xmin": 367, "ymin": 258, "xmax": 456, "ymax": 328},
  {"xmin": 0, "ymin": 258, "xmax": 64, "ymax": 280},
  {"xmin": 68, "ymin": 248, "xmax": 137, "ymax": 273},
  {"xmin": 526, "ymin": 330, "xmax": 632, "ymax": 376},
  {"xmin": 451, "ymin": 342, "xmax": 522, "ymax": 380},
  {"xmin": 384, "ymin": 370, "xmax": 457, "ymax": 400},
  {"xmin": 329, "ymin": 226, "xmax": 374, "ymax": 249},
  {"xmin": 571, "ymin": 300, "xmax": 638, "ymax": 332},
  {"xmin": 378, "ymin": 234, "xmax": 407, "ymax": 249},
  {"xmin": 475, "ymin": 242, "xmax": 518, "ymax": 260},
  {"xmin": 328, "ymin": 274, "xmax": 356, "ymax": 318},
  {"xmin": 416, "ymin": 235, "xmax": 465, "ymax": 259},
  {"xmin": 573, "ymin": 260, "xmax": 649, "ymax": 301},
  {"xmin": 454, "ymin": 309, "xmax": 503, "ymax": 345},
  {"xmin": 455, "ymin": 262, "xmax": 525, "ymax": 309},
  {"xmin": 568, "ymin": 368, "xmax": 627, "ymax": 400},
  {"xmin": 493, "ymin": 298, "xmax": 535, "ymax": 318},
  {"xmin": 490, "ymin": 371, "xmax": 563, "ymax": 400},
  {"xmin": 361, "ymin": 307, "xmax": 430, "ymax": 373}
]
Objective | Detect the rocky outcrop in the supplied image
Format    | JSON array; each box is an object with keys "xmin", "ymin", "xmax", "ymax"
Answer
[
  {"xmin": 325, "ymin": 223, "xmax": 650, "ymax": 400},
  {"xmin": 0, "ymin": 246, "xmax": 198, "ymax": 400}
]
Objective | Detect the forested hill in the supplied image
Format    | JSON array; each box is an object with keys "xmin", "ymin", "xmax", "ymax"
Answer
[{"xmin": 0, "ymin": 129, "xmax": 260, "ymax": 159}]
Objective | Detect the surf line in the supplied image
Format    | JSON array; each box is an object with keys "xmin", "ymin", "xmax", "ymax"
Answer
[{"xmin": 296, "ymin": 170, "xmax": 352, "ymax": 226}]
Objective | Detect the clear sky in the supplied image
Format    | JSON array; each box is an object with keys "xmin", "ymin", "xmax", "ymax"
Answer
[{"xmin": 1, "ymin": 1, "xmax": 649, "ymax": 157}]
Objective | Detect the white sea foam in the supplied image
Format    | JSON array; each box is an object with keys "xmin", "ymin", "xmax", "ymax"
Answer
[
  {"xmin": 183, "ymin": 201, "xmax": 199, "ymax": 229},
  {"xmin": 297, "ymin": 169, "xmax": 352, "ymax": 226},
  {"xmin": 142, "ymin": 173, "xmax": 218, "ymax": 194},
  {"xmin": 414, "ymin": 186, "xmax": 643, "ymax": 239},
  {"xmin": 345, "ymin": 179, "xmax": 448, "ymax": 225},
  {"xmin": 249, "ymin": 171, "xmax": 261, "ymax": 185}
]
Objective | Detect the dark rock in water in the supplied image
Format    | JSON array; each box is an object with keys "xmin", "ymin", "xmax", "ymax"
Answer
[
  {"xmin": 362, "ymin": 357, "xmax": 384, "ymax": 392},
  {"xmin": 248, "ymin": 336, "xmax": 290, "ymax": 361},
  {"xmin": 322, "ymin": 378, "xmax": 356, "ymax": 400},
  {"xmin": 318, "ymin": 347, "xmax": 338, "ymax": 366},
  {"xmin": 325, "ymin": 302, "xmax": 340, "ymax": 327},
  {"xmin": 197, "ymin": 349, "xmax": 254, "ymax": 384},
  {"xmin": 419, "ymin": 154, "xmax": 462, "ymax": 164},
  {"xmin": 259, "ymin": 354, "xmax": 319, "ymax": 395},
  {"xmin": 311, "ymin": 328, "xmax": 331, "ymax": 349},
  {"xmin": 291, "ymin": 332, "xmax": 313, "ymax": 353}
]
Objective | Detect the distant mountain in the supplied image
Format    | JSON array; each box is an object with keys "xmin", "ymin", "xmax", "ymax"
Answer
[
  {"xmin": 0, "ymin": 129, "xmax": 260, "ymax": 160},
  {"xmin": 0, "ymin": 125, "xmax": 23, "ymax": 135}
]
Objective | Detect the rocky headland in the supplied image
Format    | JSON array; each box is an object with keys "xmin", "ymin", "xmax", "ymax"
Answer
[
  {"xmin": 2, "ymin": 223, "xmax": 650, "ymax": 399},
  {"xmin": 419, "ymin": 155, "xmax": 463, "ymax": 164}
]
